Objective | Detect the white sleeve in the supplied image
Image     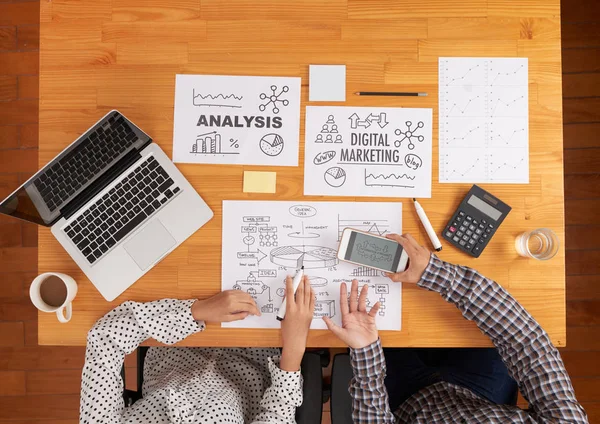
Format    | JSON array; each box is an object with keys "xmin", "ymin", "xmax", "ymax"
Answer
[
  {"xmin": 251, "ymin": 356, "xmax": 304, "ymax": 424},
  {"xmin": 79, "ymin": 299, "xmax": 204, "ymax": 424}
]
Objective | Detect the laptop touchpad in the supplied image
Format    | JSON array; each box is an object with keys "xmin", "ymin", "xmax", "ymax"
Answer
[{"xmin": 124, "ymin": 219, "xmax": 176, "ymax": 270}]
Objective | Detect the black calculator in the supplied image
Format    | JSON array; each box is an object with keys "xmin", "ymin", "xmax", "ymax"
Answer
[{"xmin": 442, "ymin": 185, "xmax": 511, "ymax": 258}]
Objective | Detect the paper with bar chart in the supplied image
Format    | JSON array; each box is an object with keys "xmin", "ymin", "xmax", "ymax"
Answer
[
  {"xmin": 221, "ymin": 201, "xmax": 403, "ymax": 330},
  {"xmin": 439, "ymin": 57, "xmax": 529, "ymax": 183},
  {"xmin": 172, "ymin": 74, "xmax": 301, "ymax": 166},
  {"xmin": 304, "ymin": 106, "xmax": 433, "ymax": 198}
]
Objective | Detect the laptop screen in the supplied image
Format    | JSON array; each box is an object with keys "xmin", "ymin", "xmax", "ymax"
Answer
[{"xmin": 0, "ymin": 112, "xmax": 145, "ymax": 226}]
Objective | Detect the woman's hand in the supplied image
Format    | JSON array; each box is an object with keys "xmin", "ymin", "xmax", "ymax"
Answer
[
  {"xmin": 191, "ymin": 290, "xmax": 261, "ymax": 323},
  {"xmin": 280, "ymin": 275, "xmax": 315, "ymax": 372},
  {"xmin": 384, "ymin": 233, "xmax": 431, "ymax": 284},
  {"xmin": 323, "ymin": 280, "xmax": 379, "ymax": 349}
]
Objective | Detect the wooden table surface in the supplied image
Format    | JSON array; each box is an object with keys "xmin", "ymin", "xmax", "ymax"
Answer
[{"xmin": 38, "ymin": 0, "xmax": 565, "ymax": 347}]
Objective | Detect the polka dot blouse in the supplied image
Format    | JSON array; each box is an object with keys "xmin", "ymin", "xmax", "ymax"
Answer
[{"xmin": 79, "ymin": 299, "xmax": 303, "ymax": 423}]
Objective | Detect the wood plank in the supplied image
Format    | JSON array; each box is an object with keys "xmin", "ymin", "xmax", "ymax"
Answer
[
  {"xmin": 0, "ymin": 75, "xmax": 17, "ymax": 101},
  {"xmin": 24, "ymin": 319, "xmax": 37, "ymax": 346},
  {"xmin": 488, "ymin": 0, "xmax": 559, "ymax": 17},
  {"xmin": 564, "ymin": 123, "xmax": 600, "ymax": 149},
  {"xmin": 566, "ymin": 225, "xmax": 600, "ymax": 250},
  {"xmin": 0, "ymin": 222, "xmax": 21, "ymax": 247},
  {"xmin": 17, "ymin": 24, "xmax": 39, "ymax": 50},
  {"xmin": 0, "ymin": 297, "xmax": 37, "ymax": 321},
  {"xmin": 0, "ymin": 148, "xmax": 38, "ymax": 172},
  {"xmin": 561, "ymin": 0, "xmax": 600, "ymax": 23},
  {"xmin": 115, "ymin": 42, "xmax": 188, "ymax": 65},
  {"xmin": 560, "ymin": 351, "xmax": 600, "ymax": 377},
  {"xmin": 0, "ymin": 26, "xmax": 17, "ymax": 51},
  {"xmin": 0, "ymin": 322, "xmax": 24, "ymax": 347},
  {"xmin": 563, "ymin": 73, "xmax": 600, "ymax": 98},
  {"xmin": 566, "ymin": 250, "xmax": 600, "ymax": 276},
  {"xmin": 0, "ymin": 395, "xmax": 79, "ymax": 420},
  {"xmin": 26, "ymin": 369, "xmax": 82, "ymax": 395},
  {"xmin": 18, "ymin": 75, "xmax": 38, "ymax": 99},
  {"xmin": 206, "ymin": 20, "xmax": 341, "ymax": 42},
  {"xmin": 112, "ymin": 0, "xmax": 201, "ymax": 22},
  {"xmin": 564, "ymin": 98, "xmax": 600, "ymax": 123},
  {"xmin": 571, "ymin": 377, "xmax": 600, "ymax": 402},
  {"xmin": 562, "ymin": 49, "xmax": 600, "ymax": 73},
  {"xmin": 565, "ymin": 326, "xmax": 600, "ymax": 350},
  {"xmin": 22, "ymin": 221, "xmax": 38, "ymax": 247},
  {"xmin": 564, "ymin": 149, "xmax": 600, "ymax": 174},
  {"xmin": 0, "ymin": 173, "xmax": 20, "ymax": 198},
  {"xmin": 0, "ymin": 247, "xmax": 37, "ymax": 272},
  {"xmin": 0, "ymin": 2, "xmax": 40, "ymax": 26},
  {"xmin": 102, "ymin": 20, "xmax": 206, "ymax": 42},
  {"xmin": 0, "ymin": 271, "xmax": 33, "ymax": 300},
  {"xmin": 348, "ymin": 0, "xmax": 487, "ymax": 18},
  {"xmin": 20, "ymin": 123, "xmax": 38, "ymax": 148},
  {"xmin": 0, "ymin": 346, "xmax": 85, "ymax": 370},
  {"xmin": 565, "ymin": 175, "xmax": 600, "ymax": 199},
  {"xmin": 566, "ymin": 199, "xmax": 600, "ymax": 225},
  {"xmin": 0, "ymin": 124, "xmax": 19, "ymax": 149},
  {"xmin": 567, "ymin": 275, "xmax": 600, "ymax": 301},
  {"xmin": 0, "ymin": 370, "xmax": 26, "ymax": 395},
  {"xmin": 581, "ymin": 402, "xmax": 600, "ymax": 423},
  {"xmin": 342, "ymin": 19, "xmax": 428, "ymax": 40},
  {"xmin": 0, "ymin": 51, "xmax": 38, "ymax": 74},
  {"xmin": 562, "ymin": 23, "xmax": 600, "ymax": 49},
  {"xmin": 428, "ymin": 17, "xmax": 520, "ymax": 40},
  {"xmin": 418, "ymin": 39, "xmax": 517, "ymax": 62},
  {"xmin": 567, "ymin": 300, "xmax": 600, "ymax": 326},
  {"xmin": 200, "ymin": 0, "xmax": 347, "ymax": 21}
]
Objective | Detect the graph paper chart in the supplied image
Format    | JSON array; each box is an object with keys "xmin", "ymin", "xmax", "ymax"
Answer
[{"xmin": 438, "ymin": 57, "xmax": 529, "ymax": 184}]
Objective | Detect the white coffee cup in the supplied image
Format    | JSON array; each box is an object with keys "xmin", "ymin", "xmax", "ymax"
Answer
[{"xmin": 29, "ymin": 272, "xmax": 78, "ymax": 323}]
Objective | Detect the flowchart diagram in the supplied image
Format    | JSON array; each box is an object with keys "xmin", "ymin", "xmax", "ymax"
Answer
[{"xmin": 222, "ymin": 201, "xmax": 403, "ymax": 330}]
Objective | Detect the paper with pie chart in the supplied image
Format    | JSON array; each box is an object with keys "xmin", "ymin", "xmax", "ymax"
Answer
[
  {"xmin": 172, "ymin": 74, "xmax": 301, "ymax": 166},
  {"xmin": 221, "ymin": 200, "xmax": 403, "ymax": 330},
  {"xmin": 304, "ymin": 106, "xmax": 433, "ymax": 198}
]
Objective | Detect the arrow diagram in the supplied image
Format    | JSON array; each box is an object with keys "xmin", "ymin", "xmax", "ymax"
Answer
[
  {"xmin": 257, "ymin": 249, "xmax": 267, "ymax": 264},
  {"xmin": 367, "ymin": 112, "xmax": 389, "ymax": 128},
  {"xmin": 348, "ymin": 113, "xmax": 371, "ymax": 129}
]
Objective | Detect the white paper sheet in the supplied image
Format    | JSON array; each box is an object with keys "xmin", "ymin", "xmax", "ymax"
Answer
[
  {"xmin": 221, "ymin": 201, "xmax": 402, "ymax": 330},
  {"xmin": 304, "ymin": 106, "xmax": 433, "ymax": 198},
  {"xmin": 173, "ymin": 74, "xmax": 301, "ymax": 166},
  {"xmin": 439, "ymin": 58, "xmax": 529, "ymax": 183}
]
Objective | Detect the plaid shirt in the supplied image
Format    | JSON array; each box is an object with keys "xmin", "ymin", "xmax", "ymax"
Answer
[{"xmin": 349, "ymin": 254, "xmax": 588, "ymax": 423}]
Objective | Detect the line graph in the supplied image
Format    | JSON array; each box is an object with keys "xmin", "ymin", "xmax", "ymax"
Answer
[
  {"xmin": 488, "ymin": 94, "xmax": 527, "ymax": 117},
  {"xmin": 192, "ymin": 89, "xmax": 243, "ymax": 108},
  {"xmin": 337, "ymin": 215, "xmax": 390, "ymax": 241},
  {"xmin": 364, "ymin": 170, "xmax": 416, "ymax": 188},
  {"xmin": 489, "ymin": 64, "xmax": 527, "ymax": 86},
  {"xmin": 439, "ymin": 118, "xmax": 486, "ymax": 148}
]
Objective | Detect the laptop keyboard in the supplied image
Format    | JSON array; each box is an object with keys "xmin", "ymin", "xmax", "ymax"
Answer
[
  {"xmin": 33, "ymin": 115, "xmax": 139, "ymax": 212},
  {"xmin": 63, "ymin": 156, "xmax": 180, "ymax": 265}
]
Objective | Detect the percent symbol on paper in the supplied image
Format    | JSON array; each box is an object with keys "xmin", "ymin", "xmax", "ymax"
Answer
[{"xmin": 230, "ymin": 138, "xmax": 240, "ymax": 148}]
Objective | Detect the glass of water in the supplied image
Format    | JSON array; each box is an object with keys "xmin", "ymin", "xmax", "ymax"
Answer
[{"xmin": 515, "ymin": 228, "xmax": 560, "ymax": 260}]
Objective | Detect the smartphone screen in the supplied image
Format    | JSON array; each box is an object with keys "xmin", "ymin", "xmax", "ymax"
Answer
[{"xmin": 344, "ymin": 231, "xmax": 403, "ymax": 272}]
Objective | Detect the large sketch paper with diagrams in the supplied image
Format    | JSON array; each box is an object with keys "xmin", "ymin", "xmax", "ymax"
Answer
[
  {"xmin": 172, "ymin": 74, "xmax": 301, "ymax": 166},
  {"xmin": 222, "ymin": 201, "xmax": 403, "ymax": 330},
  {"xmin": 439, "ymin": 58, "xmax": 529, "ymax": 183},
  {"xmin": 304, "ymin": 106, "xmax": 433, "ymax": 198}
]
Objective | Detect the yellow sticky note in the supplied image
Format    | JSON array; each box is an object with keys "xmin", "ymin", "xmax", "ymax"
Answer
[{"xmin": 243, "ymin": 171, "xmax": 277, "ymax": 194}]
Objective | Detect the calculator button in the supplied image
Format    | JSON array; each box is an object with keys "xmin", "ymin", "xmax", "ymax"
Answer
[
  {"xmin": 472, "ymin": 234, "xmax": 479, "ymax": 240},
  {"xmin": 481, "ymin": 219, "xmax": 487, "ymax": 224},
  {"xmin": 453, "ymin": 236, "xmax": 460, "ymax": 242},
  {"xmin": 472, "ymin": 245, "xmax": 482, "ymax": 254},
  {"xmin": 466, "ymin": 216, "xmax": 473, "ymax": 221},
  {"xmin": 486, "ymin": 228, "xmax": 492, "ymax": 234},
  {"xmin": 475, "ymin": 228, "xmax": 483, "ymax": 235},
  {"xmin": 459, "ymin": 240, "xmax": 466, "ymax": 246},
  {"xmin": 457, "ymin": 230, "xmax": 464, "ymax": 237},
  {"xmin": 473, "ymin": 219, "xmax": 479, "ymax": 225},
  {"xmin": 456, "ymin": 216, "xmax": 463, "ymax": 222},
  {"xmin": 478, "ymin": 224, "xmax": 485, "ymax": 229},
  {"xmin": 445, "ymin": 231, "xmax": 453, "ymax": 238},
  {"xmin": 462, "ymin": 235, "xmax": 469, "ymax": 241},
  {"xmin": 459, "ymin": 211, "xmax": 465, "ymax": 217},
  {"xmin": 460, "ymin": 225, "xmax": 467, "ymax": 232},
  {"xmin": 467, "ymin": 242, "xmax": 474, "ymax": 250},
  {"xmin": 469, "ymin": 224, "xmax": 476, "ymax": 231},
  {"xmin": 449, "ymin": 226, "xmax": 457, "ymax": 233},
  {"xmin": 479, "ymin": 238, "xmax": 485, "ymax": 243},
  {"xmin": 488, "ymin": 224, "xmax": 494, "ymax": 229},
  {"xmin": 466, "ymin": 230, "xmax": 473, "ymax": 236},
  {"xmin": 452, "ymin": 221, "xmax": 459, "ymax": 227},
  {"xmin": 483, "ymin": 233, "xmax": 488, "ymax": 239}
]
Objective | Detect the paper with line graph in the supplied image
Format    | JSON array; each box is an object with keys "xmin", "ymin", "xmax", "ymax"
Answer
[
  {"xmin": 172, "ymin": 74, "xmax": 301, "ymax": 166},
  {"xmin": 439, "ymin": 58, "xmax": 529, "ymax": 183},
  {"xmin": 221, "ymin": 201, "xmax": 402, "ymax": 330},
  {"xmin": 304, "ymin": 106, "xmax": 433, "ymax": 198}
]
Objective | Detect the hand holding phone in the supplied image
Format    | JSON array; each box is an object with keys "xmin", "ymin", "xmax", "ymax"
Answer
[
  {"xmin": 337, "ymin": 228, "xmax": 409, "ymax": 274},
  {"xmin": 383, "ymin": 233, "xmax": 431, "ymax": 284}
]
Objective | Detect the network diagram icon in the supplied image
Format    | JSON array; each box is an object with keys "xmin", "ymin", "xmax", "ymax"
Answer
[
  {"xmin": 394, "ymin": 121, "xmax": 425, "ymax": 150},
  {"xmin": 259, "ymin": 85, "xmax": 290, "ymax": 114}
]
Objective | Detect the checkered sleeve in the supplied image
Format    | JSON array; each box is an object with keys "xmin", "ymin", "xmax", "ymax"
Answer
[
  {"xmin": 349, "ymin": 339, "xmax": 397, "ymax": 424},
  {"xmin": 418, "ymin": 254, "xmax": 588, "ymax": 423}
]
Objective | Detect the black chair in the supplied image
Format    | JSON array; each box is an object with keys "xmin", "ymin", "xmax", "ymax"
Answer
[
  {"xmin": 122, "ymin": 347, "xmax": 329, "ymax": 423},
  {"xmin": 330, "ymin": 353, "xmax": 353, "ymax": 424}
]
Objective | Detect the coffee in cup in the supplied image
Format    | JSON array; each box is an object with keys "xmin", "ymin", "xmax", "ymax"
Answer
[{"xmin": 30, "ymin": 272, "xmax": 78, "ymax": 323}]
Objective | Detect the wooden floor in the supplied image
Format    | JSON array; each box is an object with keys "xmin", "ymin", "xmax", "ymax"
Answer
[{"xmin": 0, "ymin": 0, "xmax": 599, "ymax": 422}]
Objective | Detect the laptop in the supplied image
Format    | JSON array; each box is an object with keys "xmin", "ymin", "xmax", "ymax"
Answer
[{"xmin": 0, "ymin": 110, "xmax": 213, "ymax": 301}]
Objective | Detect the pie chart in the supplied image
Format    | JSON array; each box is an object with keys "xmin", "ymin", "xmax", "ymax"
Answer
[
  {"xmin": 270, "ymin": 245, "xmax": 339, "ymax": 269},
  {"xmin": 259, "ymin": 133, "xmax": 284, "ymax": 156},
  {"xmin": 324, "ymin": 166, "xmax": 346, "ymax": 187}
]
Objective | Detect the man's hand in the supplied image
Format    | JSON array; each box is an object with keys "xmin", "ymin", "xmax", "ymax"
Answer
[
  {"xmin": 191, "ymin": 290, "xmax": 261, "ymax": 323},
  {"xmin": 280, "ymin": 275, "xmax": 315, "ymax": 372},
  {"xmin": 323, "ymin": 280, "xmax": 380, "ymax": 349},
  {"xmin": 384, "ymin": 233, "xmax": 431, "ymax": 284}
]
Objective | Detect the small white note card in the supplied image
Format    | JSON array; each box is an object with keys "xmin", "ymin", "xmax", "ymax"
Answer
[
  {"xmin": 173, "ymin": 74, "xmax": 301, "ymax": 166},
  {"xmin": 438, "ymin": 58, "xmax": 529, "ymax": 183},
  {"xmin": 304, "ymin": 106, "xmax": 433, "ymax": 198},
  {"xmin": 309, "ymin": 65, "xmax": 346, "ymax": 102}
]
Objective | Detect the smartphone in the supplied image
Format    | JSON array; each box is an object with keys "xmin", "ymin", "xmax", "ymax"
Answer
[{"xmin": 337, "ymin": 228, "xmax": 409, "ymax": 274}]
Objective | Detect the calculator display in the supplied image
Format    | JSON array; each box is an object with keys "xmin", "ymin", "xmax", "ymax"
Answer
[{"xmin": 467, "ymin": 195, "xmax": 502, "ymax": 221}]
